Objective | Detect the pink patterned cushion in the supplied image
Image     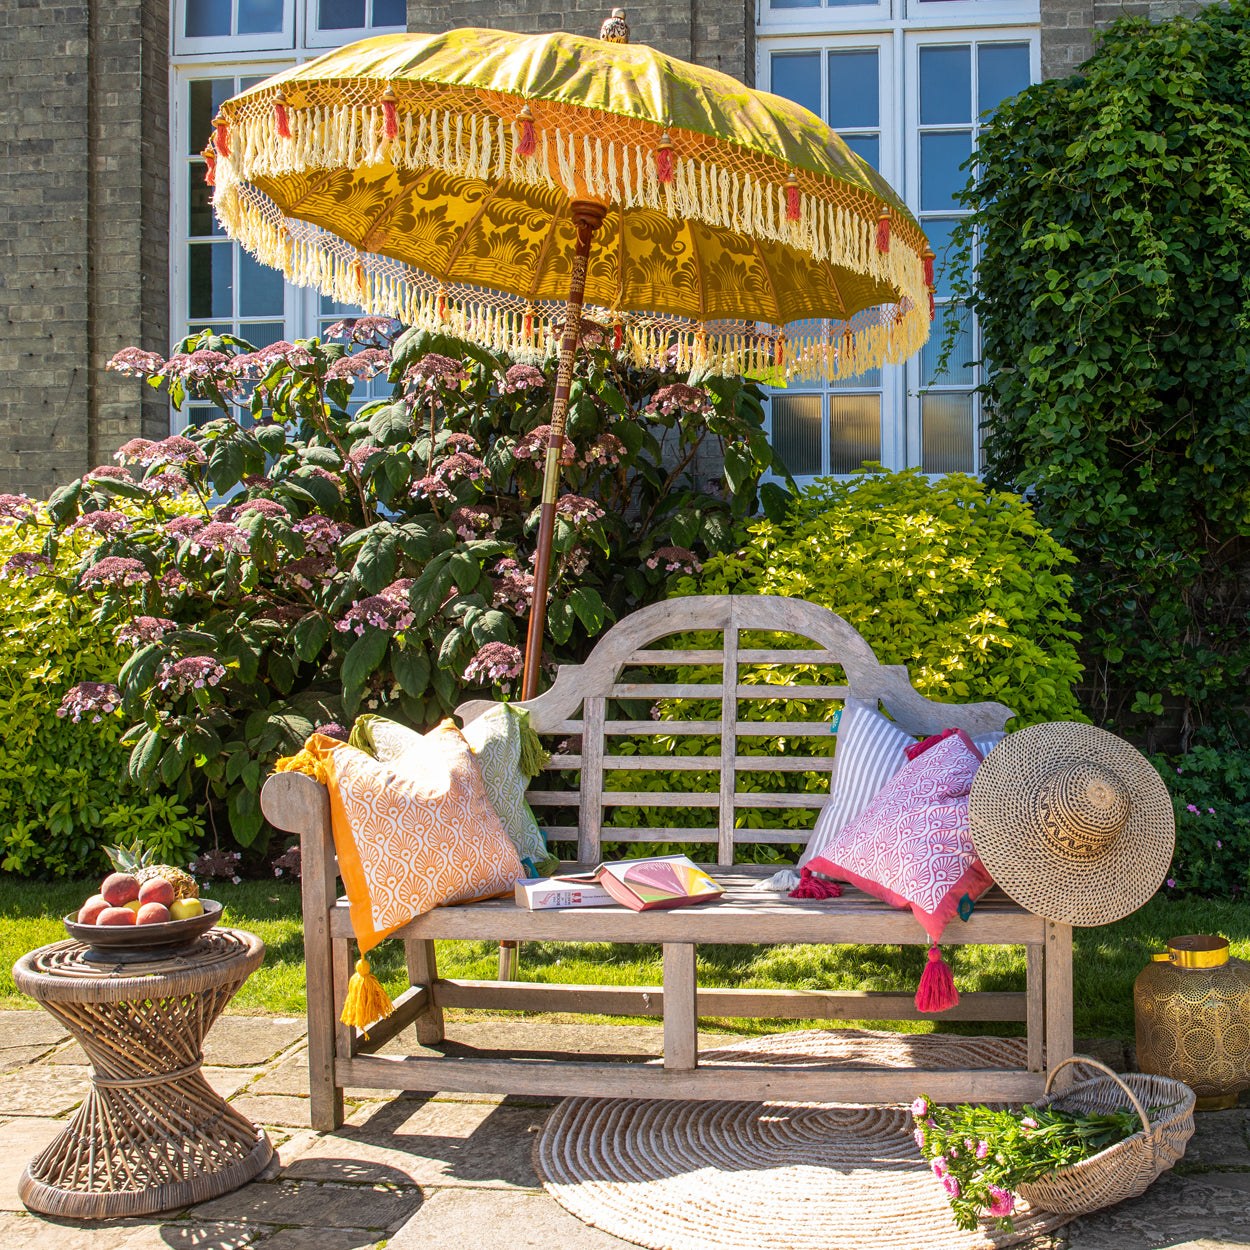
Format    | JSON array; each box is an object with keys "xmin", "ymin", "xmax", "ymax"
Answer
[{"xmin": 803, "ymin": 729, "xmax": 994, "ymax": 941}]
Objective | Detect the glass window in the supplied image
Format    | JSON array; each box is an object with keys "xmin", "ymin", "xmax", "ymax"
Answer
[
  {"xmin": 920, "ymin": 305, "xmax": 974, "ymax": 387},
  {"xmin": 771, "ymin": 394, "xmax": 823, "ymax": 477},
  {"xmin": 314, "ymin": 0, "xmax": 407, "ymax": 32},
  {"xmin": 920, "ymin": 131, "xmax": 974, "ymax": 211},
  {"xmin": 185, "ymin": 0, "xmax": 283, "ymax": 38},
  {"xmin": 189, "ymin": 79, "xmax": 233, "ymax": 154},
  {"xmin": 185, "ymin": 0, "xmax": 231, "ymax": 38},
  {"xmin": 919, "ymin": 46, "xmax": 971, "ymax": 124},
  {"xmin": 978, "ymin": 43, "xmax": 1030, "ymax": 116},
  {"xmin": 770, "ymin": 52, "xmax": 821, "ymax": 117},
  {"xmin": 828, "ymin": 50, "xmax": 878, "ymax": 129},
  {"xmin": 921, "ymin": 393, "xmax": 975, "ymax": 473},
  {"xmin": 829, "ymin": 394, "xmax": 881, "ymax": 474}
]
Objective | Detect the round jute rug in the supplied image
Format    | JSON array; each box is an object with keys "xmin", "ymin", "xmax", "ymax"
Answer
[{"xmin": 534, "ymin": 1030, "xmax": 1072, "ymax": 1250}]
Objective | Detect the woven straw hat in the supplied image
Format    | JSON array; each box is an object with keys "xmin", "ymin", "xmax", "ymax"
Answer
[{"xmin": 969, "ymin": 722, "xmax": 1175, "ymax": 926}]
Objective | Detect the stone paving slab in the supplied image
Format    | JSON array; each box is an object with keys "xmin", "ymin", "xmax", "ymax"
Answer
[
  {"xmin": 0, "ymin": 1212, "xmax": 260, "ymax": 1249},
  {"xmin": 386, "ymin": 1186, "xmax": 639, "ymax": 1249},
  {"xmin": 279, "ymin": 1097, "xmax": 549, "ymax": 1190},
  {"xmin": 0, "ymin": 1066, "xmax": 91, "ymax": 1116},
  {"xmin": 1065, "ymin": 1172, "xmax": 1250, "ymax": 1248},
  {"xmin": 0, "ymin": 1012, "xmax": 70, "ymax": 1051},
  {"xmin": 0, "ymin": 1117, "xmax": 64, "ymax": 1211},
  {"xmin": 191, "ymin": 1178, "xmax": 422, "ymax": 1231},
  {"xmin": 1177, "ymin": 1106, "xmax": 1250, "ymax": 1170}
]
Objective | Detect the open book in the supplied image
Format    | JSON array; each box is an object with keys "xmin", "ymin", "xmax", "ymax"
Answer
[{"xmin": 515, "ymin": 855, "xmax": 725, "ymax": 911}]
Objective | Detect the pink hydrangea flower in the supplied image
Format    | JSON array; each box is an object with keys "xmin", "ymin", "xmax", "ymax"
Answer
[
  {"xmin": 226, "ymin": 341, "xmax": 313, "ymax": 378},
  {"xmin": 114, "ymin": 438, "xmax": 155, "ymax": 465},
  {"xmin": 501, "ymin": 364, "xmax": 546, "ymax": 393},
  {"xmin": 164, "ymin": 515, "xmax": 205, "ymax": 537},
  {"xmin": 278, "ymin": 554, "xmax": 333, "ymax": 591},
  {"xmin": 107, "ymin": 348, "xmax": 166, "ymax": 377},
  {"xmin": 585, "ymin": 433, "xmax": 626, "ymax": 468},
  {"xmin": 514, "ymin": 424, "xmax": 576, "ymax": 466},
  {"xmin": 0, "ymin": 493, "xmax": 37, "ymax": 523},
  {"xmin": 463, "ymin": 642, "xmax": 524, "ymax": 685},
  {"xmin": 409, "ymin": 474, "xmax": 458, "ymax": 502},
  {"xmin": 293, "ymin": 515, "xmax": 353, "ymax": 554},
  {"xmin": 57, "ymin": 681, "xmax": 122, "ymax": 723},
  {"xmin": 157, "ymin": 655, "xmax": 226, "ymax": 695},
  {"xmin": 159, "ymin": 351, "xmax": 234, "ymax": 384},
  {"xmin": 449, "ymin": 506, "xmax": 494, "ymax": 540},
  {"xmin": 646, "ymin": 382, "xmax": 713, "ymax": 417},
  {"xmin": 85, "ymin": 465, "xmax": 132, "ymax": 482},
  {"xmin": 80, "ymin": 556, "xmax": 150, "ymax": 588},
  {"xmin": 0, "ymin": 551, "xmax": 52, "ymax": 580},
  {"xmin": 556, "ymin": 494, "xmax": 605, "ymax": 525},
  {"xmin": 189, "ymin": 521, "xmax": 247, "ymax": 554},
  {"xmin": 116, "ymin": 616, "xmax": 177, "ymax": 646},
  {"xmin": 321, "ymin": 316, "xmax": 398, "ymax": 345},
  {"xmin": 143, "ymin": 435, "xmax": 207, "ymax": 468},
  {"xmin": 645, "ymin": 545, "xmax": 701, "ymax": 574},
  {"xmin": 235, "ymin": 499, "xmax": 289, "ymax": 520},
  {"xmin": 142, "ymin": 470, "xmax": 190, "ymax": 497},
  {"xmin": 69, "ymin": 510, "xmax": 129, "ymax": 537},
  {"xmin": 404, "ymin": 353, "xmax": 468, "ymax": 393},
  {"xmin": 492, "ymin": 558, "xmax": 535, "ymax": 612},
  {"xmin": 325, "ymin": 348, "xmax": 391, "ymax": 382},
  {"xmin": 335, "ymin": 586, "xmax": 415, "ymax": 635}
]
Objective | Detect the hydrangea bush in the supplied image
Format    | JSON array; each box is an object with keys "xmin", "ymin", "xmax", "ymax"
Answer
[{"xmin": 37, "ymin": 323, "xmax": 781, "ymax": 851}]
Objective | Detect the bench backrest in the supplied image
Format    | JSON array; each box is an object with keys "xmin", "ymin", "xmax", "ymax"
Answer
[{"xmin": 457, "ymin": 595, "xmax": 1012, "ymax": 867}]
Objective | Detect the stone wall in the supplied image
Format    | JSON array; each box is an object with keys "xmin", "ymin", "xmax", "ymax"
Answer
[
  {"xmin": 407, "ymin": 0, "xmax": 755, "ymax": 85},
  {"xmin": 0, "ymin": 0, "xmax": 169, "ymax": 498},
  {"xmin": 1041, "ymin": 0, "xmax": 1218, "ymax": 79}
]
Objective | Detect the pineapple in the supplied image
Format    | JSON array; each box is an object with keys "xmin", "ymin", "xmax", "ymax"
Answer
[{"xmin": 105, "ymin": 838, "xmax": 199, "ymax": 901}]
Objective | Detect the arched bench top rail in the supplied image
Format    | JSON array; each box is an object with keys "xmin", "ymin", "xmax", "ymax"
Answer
[{"xmin": 457, "ymin": 595, "xmax": 1013, "ymax": 737}]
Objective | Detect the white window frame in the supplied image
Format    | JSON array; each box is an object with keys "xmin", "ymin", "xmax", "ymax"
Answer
[
  {"xmin": 757, "ymin": 0, "xmax": 1038, "ymax": 481},
  {"xmin": 304, "ymin": 0, "xmax": 406, "ymax": 49},
  {"xmin": 174, "ymin": 0, "xmax": 296, "ymax": 56}
]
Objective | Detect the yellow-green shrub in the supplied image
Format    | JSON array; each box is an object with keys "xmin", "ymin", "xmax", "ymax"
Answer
[{"xmin": 0, "ymin": 504, "xmax": 203, "ymax": 877}]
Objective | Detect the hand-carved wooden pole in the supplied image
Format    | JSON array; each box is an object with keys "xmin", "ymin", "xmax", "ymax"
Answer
[{"xmin": 521, "ymin": 201, "xmax": 608, "ymax": 701}]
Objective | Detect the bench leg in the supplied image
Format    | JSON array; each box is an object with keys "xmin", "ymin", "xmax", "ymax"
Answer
[
  {"xmin": 300, "ymin": 812, "xmax": 345, "ymax": 1133},
  {"xmin": 1026, "ymin": 943, "xmax": 1044, "ymax": 1073},
  {"xmin": 663, "ymin": 943, "xmax": 698, "ymax": 1072},
  {"xmin": 404, "ymin": 938, "xmax": 446, "ymax": 1045},
  {"xmin": 1045, "ymin": 920, "xmax": 1074, "ymax": 1091}
]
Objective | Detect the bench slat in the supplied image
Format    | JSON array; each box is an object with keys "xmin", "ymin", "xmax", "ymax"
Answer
[
  {"xmin": 599, "ymin": 721, "xmax": 837, "ymax": 736},
  {"xmin": 541, "ymin": 756, "xmax": 836, "ymax": 772},
  {"xmin": 528, "ymin": 791, "xmax": 829, "ymax": 810},
  {"xmin": 626, "ymin": 649, "xmax": 846, "ymax": 665},
  {"xmin": 338, "ymin": 1053, "xmax": 1047, "ymax": 1104},
  {"xmin": 431, "ymin": 979, "xmax": 1028, "ymax": 1022}
]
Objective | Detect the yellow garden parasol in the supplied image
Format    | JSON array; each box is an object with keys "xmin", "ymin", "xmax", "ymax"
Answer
[{"xmin": 208, "ymin": 13, "xmax": 933, "ymax": 696}]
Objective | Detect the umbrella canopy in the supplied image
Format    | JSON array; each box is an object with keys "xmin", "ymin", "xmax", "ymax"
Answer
[
  {"xmin": 208, "ymin": 18, "xmax": 933, "ymax": 697},
  {"xmin": 208, "ymin": 25, "xmax": 933, "ymax": 381}
]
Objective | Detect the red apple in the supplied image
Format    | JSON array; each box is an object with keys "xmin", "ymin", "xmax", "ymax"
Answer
[
  {"xmin": 138, "ymin": 878, "xmax": 175, "ymax": 908},
  {"xmin": 98, "ymin": 906, "xmax": 137, "ymax": 926},
  {"xmin": 100, "ymin": 873, "xmax": 139, "ymax": 907},
  {"xmin": 136, "ymin": 902, "xmax": 171, "ymax": 925},
  {"xmin": 77, "ymin": 895, "xmax": 108, "ymax": 925}
]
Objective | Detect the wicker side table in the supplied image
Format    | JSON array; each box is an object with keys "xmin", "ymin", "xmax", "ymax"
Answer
[{"xmin": 13, "ymin": 927, "xmax": 273, "ymax": 1218}]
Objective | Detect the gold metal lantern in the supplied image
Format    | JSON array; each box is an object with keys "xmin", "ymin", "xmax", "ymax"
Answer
[{"xmin": 1135, "ymin": 935, "xmax": 1250, "ymax": 1111}]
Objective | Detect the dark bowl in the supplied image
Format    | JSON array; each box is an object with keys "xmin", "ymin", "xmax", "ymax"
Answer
[{"xmin": 64, "ymin": 897, "xmax": 223, "ymax": 954}]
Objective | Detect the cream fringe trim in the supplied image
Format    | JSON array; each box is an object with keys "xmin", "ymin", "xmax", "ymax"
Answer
[
  {"xmin": 223, "ymin": 103, "xmax": 928, "ymax": 314},
  {"xmin": 214, "ymin": 176, "xmax": 928, "ymax": 383}
]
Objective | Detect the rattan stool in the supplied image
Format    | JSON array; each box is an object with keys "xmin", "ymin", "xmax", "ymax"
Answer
[{"xmin": 13, "ymin": 927, "xmax": 273, "ymax": 1218}]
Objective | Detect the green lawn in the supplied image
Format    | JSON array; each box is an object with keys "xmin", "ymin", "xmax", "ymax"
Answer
[{"xmin": 3, "ymin": 877, "xmax": 1246, "ymax": 1040}]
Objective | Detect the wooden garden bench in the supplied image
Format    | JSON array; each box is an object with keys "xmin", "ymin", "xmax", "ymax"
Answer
[{"xmin": 261, "ymin": 595, "xmax": 1073, "ymax": 1132}]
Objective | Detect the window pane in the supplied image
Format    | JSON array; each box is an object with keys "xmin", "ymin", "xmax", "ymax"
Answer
[
  {"xmin": 919, "ymin": 46, "xmax": 971, "ymax": 125},
  {"xmin": 770, "ymin": 0, "xmax": 820, "ymax": 10},
  {"xmin": 771, "ymin": 52, "xmax": 821, "ymax": 118},
  {"xmin": 978, "ymin": 43, "xmax": 1030, "ymax": 117},
  {"xmin": 829, "ymin": 394, "xmax": 880, "ymax": 474},
  {"xmin": 920, "ymin": 217, "xmax": 962, "ymax": 299},
  {"xmin": 189, "ymin": 242, "xmax": 233, "ymax": 319},
  {"xmin": 840, "ymin": 134, "xmax": 879, "ymax": 171},
  {"xmin": 828, "ymin": 50, "xmax": 878, "ymax": 129},
  {"xmin": 372, "ymin": 0, "xmax": 406, "ymax": 24},
  {"xmin": 772, "ymin": 394, "xmax": 822, "ymax": 477},
  {"xmin": 319, "ymin": 0, "xmax": 366, "ymax": 27},
  {"xmin": 187, "ymin": 407, "xmax": 222, "ymax": 429},
  {"xmin": 921, "ymin": 304, "xmax": 974, "ymax": 387},
  {"xmin": 189, "ymin": 79, "xmax": 234, "ymax": 154},
  {"xmin": 922, "ymin": 393, "xmax": 975, "ymax": 473},
  {"xmin": 188, "ymin": 164, "xmax": 224, "ymax": 237},
  {"xmin": 239, "ymin": 251, "xmax": 284, "ymax": 317},
  {"xmin": 920, "ymin": 131, "xmax": 973, "ymax": 211},
  {"xmin": 238, "ymin": 0, "xmax": 284, "ymax": 33},
  {"xmin": 238, "ymin": 321, "xmax": 287, "ymax": 350},
  {"xmin": 187, "ymin": 323, "xmax": 234, "ymax": 340},
  {"xmin": 830, "ymin": 364, "xmax": 882, "ymax": 390},
  {"xmin": 185, "ymin": 0, "xmax": 230, "ymax": 39}
]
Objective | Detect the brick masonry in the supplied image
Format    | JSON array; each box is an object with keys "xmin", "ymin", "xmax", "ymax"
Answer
[
  {"xmin": 407, "ymin": 0, "xmax": 754, "ymax": 84},
  {"xmin": 0, "ymin": 0, "xmax": 169, "ymax": 498}
]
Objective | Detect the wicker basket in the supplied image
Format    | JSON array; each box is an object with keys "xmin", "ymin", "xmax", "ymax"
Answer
[{"xmin": 1017, "ymin": 1055, "xmax": 1195, "ymax": 1216}]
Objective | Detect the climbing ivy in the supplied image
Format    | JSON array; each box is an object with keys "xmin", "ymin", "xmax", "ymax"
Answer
[{"xmin": 944, "ymin": 0, "xmax": 1250, "ymax": 747}]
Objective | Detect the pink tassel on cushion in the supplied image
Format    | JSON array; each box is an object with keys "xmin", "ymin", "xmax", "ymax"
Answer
[
  {"xmin": 916, "ymin": 945, "xmax": 959, "ymax": 1013},
  {"xmin": 789, "ymin": 868, "xmax": 843, "ymax": 900}
]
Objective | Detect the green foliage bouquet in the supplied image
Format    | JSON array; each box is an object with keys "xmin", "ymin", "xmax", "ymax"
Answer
[
  {"xmin": 910, "ymin": 1094, "xmax": 1144, "ymax": 1232},
  {"xmin": 25, "ymin": 321, "xmax": 781, "ymax": 853}
]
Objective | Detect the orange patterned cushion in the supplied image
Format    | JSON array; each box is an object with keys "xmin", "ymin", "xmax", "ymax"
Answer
[{"xmin": 299, "ymin": 723, "xmax": 525, "ymax": 954}]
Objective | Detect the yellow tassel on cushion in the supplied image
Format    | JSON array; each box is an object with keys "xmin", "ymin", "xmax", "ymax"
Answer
[
  {"xmin": 274, "ymin": 747, "xmax": 331, "ymax": 784},
  {"xmin": 340, "ymin": 957, "xmax": 394, "ymax": 1036}
]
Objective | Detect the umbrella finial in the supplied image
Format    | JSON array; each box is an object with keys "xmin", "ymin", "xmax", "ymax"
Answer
[{"xmin": 600, "ymin": 9, "xmax": 630, "ymax": 43}]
